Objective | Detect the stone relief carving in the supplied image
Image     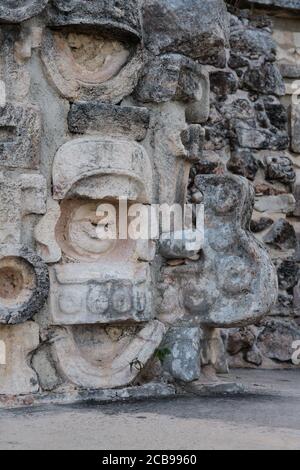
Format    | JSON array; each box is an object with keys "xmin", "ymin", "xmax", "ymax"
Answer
[
  {"xmin": 159, "ymin": 175, "xmax": 278, "ymax": 328},
  {"xmin": 41, "ymin": 29, "xmax": 143, "ymax": 102},
  {"xmin": 0, "ymin": 0, "xmax": 282, "ymax": 401}
]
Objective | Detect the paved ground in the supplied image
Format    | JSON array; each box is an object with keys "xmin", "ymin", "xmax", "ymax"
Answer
[{"xmin": 0, "ymin": 369, "xmax": 300, "ymax": 450}]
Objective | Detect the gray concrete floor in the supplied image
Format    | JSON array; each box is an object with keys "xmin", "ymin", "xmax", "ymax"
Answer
[{"xmin": 0, "ymin": 369, "xmax": 300, "ymax": 450}]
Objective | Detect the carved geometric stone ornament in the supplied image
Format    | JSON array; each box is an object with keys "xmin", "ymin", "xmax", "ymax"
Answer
[{"xmin": 0, "ymin": 245, "xmax": 49, "ymax": 325}]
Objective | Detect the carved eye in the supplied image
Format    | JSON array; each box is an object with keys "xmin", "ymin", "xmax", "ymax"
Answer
[
  {"xmin": 41, "ymin": 27, "xmax": 141, "ymax": 102},
  {"xmin": 54, "ymin": 31, "xmax": 130, "ymax": 84}
]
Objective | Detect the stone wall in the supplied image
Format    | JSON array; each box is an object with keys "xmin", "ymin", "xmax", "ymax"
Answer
[
  {"xmin": 0, "ymin": 0, "xmax": 296, "ymax": 404},
  {"xmin": 214, "ymin": 0, "xmax": 300, "ymax": 368}
]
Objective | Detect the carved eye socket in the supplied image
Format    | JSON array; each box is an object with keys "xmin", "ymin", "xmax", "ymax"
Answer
[
  {"xmin": 41, "ymin": 27, "xmax": 140, "ymax": 102},
  {"xmin": 54, "ymin": 30, "xmax": 131, "ymax": 84},
  {"xmin": 0, "ymin": 256, "xmax": 35, "ymax": 306}
]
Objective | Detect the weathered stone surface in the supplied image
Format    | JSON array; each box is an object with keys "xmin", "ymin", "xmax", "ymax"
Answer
[
  {"xmin": 159, "ymin": 230, "xmax": 203, "ymax": 260},
  {"xmin": 0, "ymin": 0, "xmax": 48, "ymax": 23},
  {"xmin": 277, "ymin": 260, "xmax": 299, "ymax": 290},
  {"xmin": 210, "ymin": 70, "xmax": 238, "ymax": 97},
  {"xmin": 34, "ymin": 198, "xmax": 62, "ymax": 264},
  {"xmin": 52, "ymin": 137, "xmax": 152, "ymax": 203},
  {"xmin": 263, "ymin": 219, "xmax": 298, "ymax": 250},
  {"xmin": 160, "ymin": 175, "xmax": 278, "ymax": 328},
  {"xmin": 232, "ymin": 120, "xmax": 289, "ymax": 150},
  {"xmin": 230, "ymin": 27, "xmax": 276, "ymax": 62},
  {"xmin": 161, "ymin": 327, "xmax": 201, "ymax": 382},
  {"xmin": 266, "ymin": 156, "xmax": 296, "ymax": 185},
  {"xmin": 142, "ymin": 0, "xmax": 229, "ymax": 66},
  {"xmin": 181, "ymin": 125, "xmax": 205, "ymax": 163},
  {"xmin": 41, "ymin": 29, "xmax": 143, "ymax": 102},
  {"xmin": 46, "ymin": 0, "xmax": 141, "ymax": 39},
  {"xmin": 247, "ymin": 0, "xmax": 300, "ymax": 10},
  {"xmin": 135, "ymin": 54, "xmax": 210, "ymax": 125},
  {"xmin": 226, "ymin": 327, "xmax": 256, "ymax": 356},
  {"xmin": 68, "ymin": 103, "xmax": 150, "ymax": 141},
  {"xmin": 0, "ymin": 322, "xmax": 39, "ymax": 395},
  {"xmin": 263, "ymin": 99, "xmax": 288, "ymax": 131},
  {"xmin": 31, "ymin": 343, "xmax": 63, "ymax": 392},
  {"xmin": 250, "ymin": 217, "xmax": 274, "ymax": 233},
  {"xmin": 0, "ymin": 104, "xmax": 41, "ymax": 169},
  {"xmin": 293, "ymin": 183, "xmax": 300, "ymax": 217},
  {"xmin": 245, "ymin": 346, "xmax": 263, "ymax": 367},
  {"xmin": 0, "ymin": 172, "xmax": 47, "ymax": 245},
  {"xmin": 255, "ymin": 195, "xmax": 296, "ymax": 213},
  {"xmin": 291, "ymin": 103, "xmax": 300, "ymax": 153},
  {"xmin": 243, "ymin": 63, "xmax": 286, "ymax": 96},
  {"xmin": 49, "ymin": 262, "xmax": 152, "ymax": 325},
  {"xmin": 227, "ymin": 148, "xmax": 259, "ymax": 181},
  {"xmin": 0, "ymin": 29, "xmax": 31, "ymax": 102},
  {"xmin": 258, "ymin": 319, "xmax": 300, "ymax": 363},
  {"xmin": 0, "ymin": 245, "xmax": 49, "ymax": 325},
  {"xmin": 52, "ymin": 320, "xmax": 165, "ymax": 389}
]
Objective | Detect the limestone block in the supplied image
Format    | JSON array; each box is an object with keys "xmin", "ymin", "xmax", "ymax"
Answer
[
  {"xmin": 0, "ymin": 104, "xmax": 41, "ymax": 170},
  {"xmin": 52, "ymin": 137, "xmax": 152, "ymax": 203},
  {"xmin": 291, "ymin": 103, "xmax": 300, "ymax": 153},
  {"xmin": 0, "ymin": 0, "xmax": 48, "ymax": 23},
  {"xmin": 293, "ymin": 183, "xmax": 300, "ymax": 217},
  {"xmin": 263, "ymin": 219, "xmax": 297, "ymax": 250},
  {"xmin": 34, "ymin": 198, "xmax": 62, "ymax": 264},
  {"xmin": 0, "ymin": 172, "xmax": 47, "ymax": 245},
  {"xmin": 248, "ymin": 0, "xmax": 300, "ymax": 10},
  {"xmin": 161, "ymin": 327, "xmax": 201, "ymax": 382},
  {"xmin": 230, "ymin": 27, "xmax": 276, "ymax": 62},
  {"xmin": 274, "ymin": 24, "xmax": 300, "ymax": 78},
  {"xmin": 41, "ymin": 28, "xmax": 143, "ymax": 103},
  {"xmin": 49, "ymin": 262, "xmax": 152, "ymax": 325},
  {"xmin": 243, "ymin": 63, "xmax": 285, "ymax": 97},
  {"xmin": 265, "ymin": 156, "xmax": 296, "ymax": 185},
  {"xmin": 0, "ymin": 322, "xmax": 39, "ymax": 395},
  {"xmin": 68, "ymin": 102, "xmax": 150, "ymax": 141},
  {"xmin": 227, "ymin": 149, "xmax": 259, "ymax": 181},
  {"xmin": 135, "ymin": 54, "xmax": 210, "ymax": 124},
  {"xmin": 159, "ymin": 175, "xmax": 278, "ymax": 328},
  {"xmin": 255, "ymin": 195, "xmax": 296, "ymax": 213},
  {"xmin": 147, "ymin": 102, "xmax": 192, "ymax": 205},
  {"xmin": 0, "ymin": 245, "xmax": 49, "ymax": 325},
  {"xmin": 46, "ymin": 0, "xmax": 141, "ymax": 39},
  {"xmin": 159, "ymin": 230, "xmax": 204, "ymax": 260},
  {"xmin": 142, "ymin": 0, "xmax": 229, "ymax": 66},
  {"xmin": 257, "ymin": 318, "xmax": 300, "ymax": 363},
  {"xmin": 0, "ymin": 29, "xmax": 31, "ymax": 101},
  {"xmin": 232, "ymin": 120, "xmax": 288, "ymax": 151},
  {"xmin": 52, "ymin": 320, "xmax": 165, "ymax": 389}
]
